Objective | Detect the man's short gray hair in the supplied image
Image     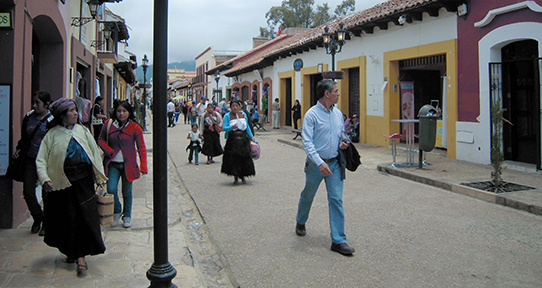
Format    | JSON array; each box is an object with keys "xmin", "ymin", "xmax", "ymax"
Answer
[{"xmin": 316, "ymin": 79, "xmax": 337, "ymax": 100}]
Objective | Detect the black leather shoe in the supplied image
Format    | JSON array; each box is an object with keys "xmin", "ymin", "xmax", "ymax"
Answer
[
  {"xmin": 39, "ymin": 225, "xmax": 46, "ymax": 237},
  {"xmin": 331, "ymin": 243, "xmax": 355, "ymax": 256},
  {"xmin": 31, "ymin": 219, "xmax": 42, "ymax": 234},
  {"xmin": 295, "ymin": 222, "xmax": 306, "ymax": 236}
]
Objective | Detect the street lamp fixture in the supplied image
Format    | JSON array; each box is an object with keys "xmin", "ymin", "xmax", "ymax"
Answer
[
  {"xmin": 71, "ymin": 0, "xmax": 100, "ymax": 27},
  {"xmin": 90, "ymin": 25, "xmax": 112, "ymax": 49},
  {"xmin": 214, "ymin": 74, "xmax": 220, "ymax": 102},
  {"xmin": 322, "ymin": 23, "xmax": 347, "ymax": 71},
  {"xmin": 141, "ymin": 54, "xmax": 149, "ymax": 132}
]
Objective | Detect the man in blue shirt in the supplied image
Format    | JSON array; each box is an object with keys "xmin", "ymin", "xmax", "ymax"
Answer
[{"xmin": 295, "ymin": 79, "xmax": 354, "ymax": 256}]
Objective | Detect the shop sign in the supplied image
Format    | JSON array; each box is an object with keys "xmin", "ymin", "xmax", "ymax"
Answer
[{"xmin": 0, "ymin": 12, "xmax": 12, "ymax": 29}]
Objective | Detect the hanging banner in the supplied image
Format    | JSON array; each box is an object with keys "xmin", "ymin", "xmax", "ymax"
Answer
[{"xmin": 400, "ymin": 81, "xmax": 415, "ymax": 137}]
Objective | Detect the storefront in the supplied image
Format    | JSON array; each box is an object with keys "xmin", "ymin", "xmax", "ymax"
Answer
[
  {"xmin": 0, "ymin": 1, "xmax": 67, "ymax": 228},
  {"xmin": 457, "ymin": 0, "xmax": 542, "ymax": 169}
]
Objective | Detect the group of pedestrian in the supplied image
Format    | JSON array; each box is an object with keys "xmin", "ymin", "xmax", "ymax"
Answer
[
  {"xmin": 13, "ymin": 91, "xmax": 148, "ymax": 276},
  {"xmin": 11, "ymin": 78, "xmax": 354, "ymax": 280}
]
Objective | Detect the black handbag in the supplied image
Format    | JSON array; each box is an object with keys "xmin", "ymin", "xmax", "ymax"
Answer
[
  {"xmin": 339, "ymin": 143, "xmax": 361, "ymax": 172},
  {"xmin": 6, "ymin": 152, "xmax": 26, "ymax": 182},
  {"xmin": 6, "ymin": 113, "xmax": 51, "ymax": 182}
]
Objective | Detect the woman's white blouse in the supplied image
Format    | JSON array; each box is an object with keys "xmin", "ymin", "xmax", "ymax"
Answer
[{"xmin": 230, "ymin": 117, "xmax": 247, "ymax": 131}]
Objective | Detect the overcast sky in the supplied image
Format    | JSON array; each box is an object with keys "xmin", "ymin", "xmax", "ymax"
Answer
[{"xmin": 108, "ymin": 0, "xmax": 384, "ymax": 65}]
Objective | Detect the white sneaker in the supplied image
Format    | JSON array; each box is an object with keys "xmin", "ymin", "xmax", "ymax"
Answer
[
  {"xmin": 122, "ymin": 217, "xmax": 132, "ymax": 228},
  {"xmin": 112, "ymin": 213, "xmax": 121, "ymax": 226}
]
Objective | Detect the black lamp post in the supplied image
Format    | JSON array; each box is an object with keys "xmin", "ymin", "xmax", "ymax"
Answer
[
  {"xmin": 71, "ymin": 0, "xmax": 100, "ymax": 26},
  {"xmin": 141, "ymin": 54, "xmax": 149, "ymax": 132},
  {"xmin": 146, "ymin": 0, "xmax": 176, "ymax": 286},
  {"xmin": 322, "ymin": 23, "xmax": 346, "ymax": 71},
  {"xmin": 214, "ymin": 74, "xmax": 220, "ymax": 102}
]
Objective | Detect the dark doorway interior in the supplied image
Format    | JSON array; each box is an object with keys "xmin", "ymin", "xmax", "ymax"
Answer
[
  {"xmin": 285, "ymin": 78, "xmax": 292, "ymax": 126},
  {"xmin": 348, "ymin": 68, "xmax": 360, "ymax": 118},
  {"xmin": 310, "ymin": 74, "xmax": 323, "ymax": 107},
  {"xmin": 501, "ymin": 40, "xmax": 540, "ymax": 165},
  {"xmin": 241, "ymin": 86, "xmax": 249, "ymax": 102},
  {"xmin": 31, "ymin": 34, "xmax": 41, "ymax": 94}
]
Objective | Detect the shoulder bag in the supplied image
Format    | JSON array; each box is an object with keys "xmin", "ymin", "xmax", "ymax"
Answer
[
  {"xmin": 207, "ymin": 112, "xmax": 222, "ymax": 133},
  {"xmin": 6, "ymin": 113, "xmax": 51, "ymax": 182}
]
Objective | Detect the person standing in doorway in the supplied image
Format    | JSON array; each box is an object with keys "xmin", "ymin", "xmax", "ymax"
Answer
[
  {"xmin": 292, "ymin": 99, "xmax": 301, "ymax": 130},
  {"xmin": 294, "ymin": 79, "xmax": 354, "ymax": 256},
  {"xmin": 272, "ymin": 98, "xmax": 280, "ymax": 129},
  {"xmin": 91, "ymin": 96, "xmax": 106, "ymax": 141}
]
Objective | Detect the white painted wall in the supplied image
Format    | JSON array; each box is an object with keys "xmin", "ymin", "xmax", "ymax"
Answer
[
  {"xmin": 231, "ymin": 8, "xmax": 457, "ymax": 127},
  {"xmin": 456, "ymin": 21, "xmax": 542, "ymax": 164},
  {"xmin": 270, "ymin": 8, "xmax": 456, "ymax": 116}
]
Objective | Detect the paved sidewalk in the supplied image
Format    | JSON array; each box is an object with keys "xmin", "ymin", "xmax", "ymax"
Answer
[{"xmin": 276, "ymin": 128, "xmax": 542, "ymax": 217}]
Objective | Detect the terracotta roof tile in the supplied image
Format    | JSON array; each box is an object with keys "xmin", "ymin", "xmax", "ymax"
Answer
[
  {"xmin": 219, "ymin": 0, "xmax": 452, "ymax": 76},
  {"xmin": 265, "ymin": 0, "xmax": 440, "ymax": 58}
]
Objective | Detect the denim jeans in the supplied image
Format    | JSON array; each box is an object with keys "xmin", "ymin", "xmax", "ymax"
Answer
[
  {"xmin": 190, "ymin": 116, "xmax": 197, "ymax": 126},
  {"xmin": 188, "ymin": 147, "xmax": 199, "ymax": 163},
  {"xmin": 107, "ymin": 162, "xmax": 133, "ymax": 218},
  {"xmin": 296, "ymin": 159, "xmax": 346, "ymax": 244}
]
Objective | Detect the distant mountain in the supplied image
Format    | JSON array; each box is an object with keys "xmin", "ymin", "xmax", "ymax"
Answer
[
  {"xmin": 135, "ymin": 60, "xmax": 196, "ymax": 82},
  {"xmin": 168, "ymin": 61, "xmax": 196, "ymax": 70}
]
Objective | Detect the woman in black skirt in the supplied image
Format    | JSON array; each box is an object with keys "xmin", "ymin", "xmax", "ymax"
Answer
[
  {"xmin": 36, "ymin": 98, "xmax": 107, "ymax": 275},
  {"xmin": 200, "ymin": 103, "xmax": 223, "ymax": 164},
  {"xmin": 221, "ymin": 100, "xmax": 256, "ymax": 184}
]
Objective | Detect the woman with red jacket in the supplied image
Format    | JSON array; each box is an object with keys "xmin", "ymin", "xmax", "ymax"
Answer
[{"xmin": 98, "ymin": 101, "xmax": 147, "ymax": 228}]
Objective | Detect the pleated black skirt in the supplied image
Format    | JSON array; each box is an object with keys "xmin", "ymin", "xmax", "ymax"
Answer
[{"xmin": 221, "ymin": 130, "xmax": 255, "ymax": 177}]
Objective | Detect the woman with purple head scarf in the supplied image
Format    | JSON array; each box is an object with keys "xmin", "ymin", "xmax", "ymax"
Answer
[{"xmin": 36, "ymin": 97, "xmax": 107, "ymax": 276}]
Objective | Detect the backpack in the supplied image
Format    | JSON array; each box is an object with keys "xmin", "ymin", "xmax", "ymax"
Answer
[
  {"xmin": 190, "ymin": 106, "xmax": 198, "ymax": 117},
  {"xmin": 81, "ymin": 98, "xmax": 92, "ymax": 123}
]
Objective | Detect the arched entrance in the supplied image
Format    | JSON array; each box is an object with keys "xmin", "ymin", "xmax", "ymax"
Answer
[
  {"xmin": 241, "ymin": 86, "xmax": 249, "ymax": 102},
  {"xmin": 32, "ymin": 15, "xmax": 64, "ymax": 100},
  {"xmin": 493, "ymin": 39, "xmax": 541, "ymax": 167}
]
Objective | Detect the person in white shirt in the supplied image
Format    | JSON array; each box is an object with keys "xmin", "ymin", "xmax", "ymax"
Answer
[
  {"xmin": 167, "ymin": 99, "xmax": 175, "ymax": 127},
  {"xmin": 196, "ymin": 96, "xmax": 208, "ymax": 127}
]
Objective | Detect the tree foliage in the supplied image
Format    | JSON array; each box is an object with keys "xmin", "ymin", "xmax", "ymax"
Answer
[
  {"xmin": 313, "ymin": 3, "xmax": 333, "ymax": 27},
  {"xmin": 259, "ymin": 0, "xmax": 356, "ymax": 37},
  {"xmin": 334, "ymin": 0, "xmax": 355, "ymax": 17}
]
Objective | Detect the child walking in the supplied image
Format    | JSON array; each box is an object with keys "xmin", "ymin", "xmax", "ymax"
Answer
[{"xmin": 186, "ymin": 124, "xmax": 202, "ymax": 165}]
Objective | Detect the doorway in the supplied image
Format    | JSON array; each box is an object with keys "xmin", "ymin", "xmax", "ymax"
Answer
[
  {"xmin": 500, "ymin": 40, "xmax": 540, "ymax": 167},
  {"xmin": 399, "ymin": 55, "xmax": 446, "ymax": 138},
  {"xmin": 348, "ymin": 68, "xmax": 360, "ymax": 118},
  {"xmin": 310, "ymin": 73, "xmax": 323, "ymax": 107},
  {"xmin": 241, "ymin": 86, "xmax": 249, "ymax": 102},
  {"xmin": 285, "ymin": 78, "xmax": 292, "ymax": 126}
]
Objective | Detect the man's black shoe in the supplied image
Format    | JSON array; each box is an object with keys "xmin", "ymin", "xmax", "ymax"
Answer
[
  {"xmin": 39, "ymin": 225, "xmax": 46, "ymax": 237},
  {"xmin": 331, "ymin": 243, "xmax": 355, "ymax": 256},
  {"xmin": 295, "ymin": 222, "xmax": 306, "ymax": 236},
  {"xmin": 31, "ymin": 219, "xmax": 42, "ymax": 234}
]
